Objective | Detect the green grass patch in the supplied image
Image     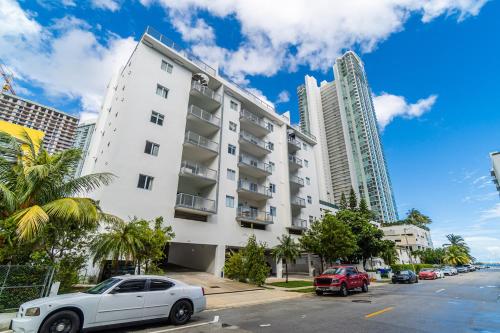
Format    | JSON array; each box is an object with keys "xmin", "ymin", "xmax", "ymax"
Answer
[
  {"xmin": 268, "ymin": 280, "xmax": 313, "ymax": 288},
  {"xmin": 286, "ymin": 287, "xmax": 315, "ymax": 293}
]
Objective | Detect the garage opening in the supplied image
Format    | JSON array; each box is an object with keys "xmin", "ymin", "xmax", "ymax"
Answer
[{"xmin": 164, "ymin": 242, "xmax": 217, "ymax": 274}]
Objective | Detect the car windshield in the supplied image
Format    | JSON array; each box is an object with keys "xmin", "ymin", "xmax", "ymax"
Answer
[
  {"xmin": 421, "ymin": 269, "xmax": 433, "ymax": 272},
  {"xmin": 323, "ymin": 267, "xmax": 346, "ymax": 275},
  {"xmin": 397, "ymin": 271, "xmax": 410, "ymax": 275},
  {"xmin": 84, "ymin": 278, "xmax": 121, "ymax": 294}
]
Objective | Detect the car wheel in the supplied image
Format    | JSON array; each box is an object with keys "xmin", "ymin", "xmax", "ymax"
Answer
[
  {"xmin": 169, "ymin": 300, "xmax": 193, "ymax": 325},
  {"xmin": 339, "ymin": 283, "xmax": 349, "ymax": 297},
  {"xmin": 315, "ymin": 290, "xmax": 324, "ymax": 296},
  {"xmin": 361, "ymin": 281, "xmax": 368, "ymax": 292},
  {"xmin": 39, "ymin": 310, "xmax": 80, "ymax": 333}
]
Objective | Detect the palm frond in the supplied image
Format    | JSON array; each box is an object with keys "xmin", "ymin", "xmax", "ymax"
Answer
[
  {"xmin": 0, "ymin": 183, "xmax": 17, "ymax": 213},
  {"xmin": 10, "ymin": 205, "xmax": 49, "ymax": 240},
  {"xmin": 43, "ymin": 197, "xmax": 100, "ymax": 225},
  {"xmin": 55, "ymin": 173, "xmax": 115, "ymax": 197}
]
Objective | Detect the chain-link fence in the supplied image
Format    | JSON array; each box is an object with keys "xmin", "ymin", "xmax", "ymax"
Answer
[{"xmin": 0, "ymin": 265, "xmax": 54, "ymax": 312}]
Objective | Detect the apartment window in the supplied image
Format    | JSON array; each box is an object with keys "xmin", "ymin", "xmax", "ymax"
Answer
[
  {"xmin": 229, "ymin": 121, "xmax": 237, "ymax": 132},
  {"xmin": 137, "ymin": 174, "xmax": 154, "ymax": 190},
  {"xmin": 269, "ymin": 183, "xmax": 276, "ymax": 193},
  {"xmin": 230, "ymin": 100, "xmax": 238, "ymax": 111},
  {"xmin": 269, "ymin": 161, "xmax": 275, "ymax": 171},
  {"xmin": 150, "ymin": 111, "xmax": 164, "ymax": 125},
  {"xmin": 226, "ymin": 195, "xmax": 235, "ymax": 208},
  {"xmin": 307, "ymin": 196, "xmax": 312, "ymax": 204},
  {"xmin": 267, "ymin": 142, "xmax": 274, "ymax": 151},
  {"xmin": 306, "ymin": 177, "xmax": 311, "ymax": 185},
  {"xmin": 156, "ymin": 84, "xmax": 169, "ymax": 98},
  {"xmin": 267, "ymin": 123, "xmax": 274, "ymax": 132},
  {"xmin": 227, "ymin": 168, "xmax": 236, "ymax": 180},
  {"xmin": 144, "ymin": 141, "xmax": 160, "ymax": 156},
  {"xmin": 303, "ymin": 143, "xmax": 308, "ymax": 151},
  {"xmin": 309, "ymin": 216, "xmax": 314, "ymax": 224},
  {"xmin": 304, "ymin": 159, "xmax": 309, "ymax": 167},
  {"xmin": 270, "ymin": 206, "xmax": 276, "ymax": 217},
  {"xmin": 161, "ymin": 60, "xmax": 173, "ymax": 73},
  {"xmin": 228, "ymin": 144, "xmax": 236, "ymax": 155}
]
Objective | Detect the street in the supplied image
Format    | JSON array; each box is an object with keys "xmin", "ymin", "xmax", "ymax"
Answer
[{"xmin": 96, "ymin": 268, "xmax": 500, "ymax": 333}]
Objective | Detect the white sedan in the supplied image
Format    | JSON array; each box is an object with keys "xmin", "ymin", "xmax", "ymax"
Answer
[
  {"xmin": 433, "ymin": 269, "xmax": 445, "ymax": 279},
  {"xmin": 10, "ymin": 275, "xmax": 206, "ymax": 333}
]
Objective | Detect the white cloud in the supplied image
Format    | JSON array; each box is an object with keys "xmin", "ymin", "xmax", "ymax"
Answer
[
  {"xmin": 276, "ymin": 90, "xmax": 290, "ymax": 104},
  {"xmin": 0, "ymin": 0, "xmax": 136, "ymax": 118},
  {"xmin": 91, "ymin": 0, "xmax": 120, "ymax": 12},
  {"xmin": 373, "ymin": 93, "xmax": 438, "ymax": 130},
  {"xmin": 480, "ymin": 203, "xmax": 500, "ymax": 221}
]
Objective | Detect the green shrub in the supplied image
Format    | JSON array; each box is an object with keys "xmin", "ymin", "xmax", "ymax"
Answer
[
  {"xmin": 224, "ymin": 251, "xmax": 245, "ymax": 282},
  {"xmin": 224, "ymin": 235, "xmax": 268, "ymax": 286},
  {"xmin": 390, "ymin": 263, "xmax": 434, "ymax": 273}
]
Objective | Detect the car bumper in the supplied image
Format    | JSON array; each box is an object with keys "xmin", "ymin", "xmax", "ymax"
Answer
[
  {"xmin": 10, "ymin": 316, "xmax": 41, "ymax": 333},
  {"xmin": 315, "ymin": 285, "xmax": 341, "ymax": 292},
  {"xmin": 192, "ymin": 296, "xmax": 206, "ymax": 313}
]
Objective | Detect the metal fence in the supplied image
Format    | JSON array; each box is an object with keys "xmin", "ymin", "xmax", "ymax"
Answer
[{"xmin": 0, "ymin": 265, "xmax": 54, "ymax": 312}]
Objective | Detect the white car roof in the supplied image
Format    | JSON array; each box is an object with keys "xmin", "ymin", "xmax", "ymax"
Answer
[{"xmin": 112, "ymin": 275, "xmax": 187, "ymax": 285}]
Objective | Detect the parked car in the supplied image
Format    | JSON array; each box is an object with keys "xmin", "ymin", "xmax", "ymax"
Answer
[
  {"xmin": 418, "ymin": 268, "xmax": 438, "ymax": 280},
  {"xmin": 442, "ymin": 266, "xmax": 458, "ymax": 276},
  {"xmin": 433, "ymin": 269, "xmax": 445, "ymax": 279},
  {"xmin": 392, "ymin": 270, "xmax": 418, "ymax": 284},
  {"xmin": 10, "ymin": 275, "xmax": 206, "ymax": 333},
  {"xmin": 464, "ymin": 264, "xmax": 476, "ymax": 272},
  {"xmin": 456, "ymin": 266, "xmax": 468, "ymax": 273},
  {"xmin": 314, "ymin": 265, "xmax": 370, "ymax": 297}
]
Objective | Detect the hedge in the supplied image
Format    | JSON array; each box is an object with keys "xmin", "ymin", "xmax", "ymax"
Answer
[{"xmin": 390, "ymin": 264, "xmax": 434, "ymax": 273}]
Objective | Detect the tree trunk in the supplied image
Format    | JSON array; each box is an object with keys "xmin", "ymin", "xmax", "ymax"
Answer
[{"xmin": 285, "ymin": 262, "xmax": 288, "ymax": 283}]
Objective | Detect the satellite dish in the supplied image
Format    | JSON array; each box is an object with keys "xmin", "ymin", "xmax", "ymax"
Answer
[{"xmin": 192, "ymin": 73, "xmax": 209, "ymax": 86}]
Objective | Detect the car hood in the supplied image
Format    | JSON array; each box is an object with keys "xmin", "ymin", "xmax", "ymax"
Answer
[
  {"xmin": 21, "ymin": 292, "xmax": 97, "ymax": 308},
  {"xmin": 316, "ymin": 274, "xmax": 344, "ymax": 280},
  {"xmin": 419, "ymin": 271, "xmax": 434, "ymax": 275}
]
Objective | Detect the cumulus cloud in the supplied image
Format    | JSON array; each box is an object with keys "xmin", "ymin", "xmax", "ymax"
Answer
[
  {"xmin": 276, "ymin": 90, "xmax": 290, "ymax": 104},
  {"xmin": 0, "ymin": 0, "xmax": 136, "ymax": 119},
  {"xmin": 480, "ymin": 203, "xmax": 500, "ymax": 221},
  {"xmin": 373, "ymin": 93, "xmax": 438, "ymax": 130},
  {"xmin": 91, "ymin": 0, "xmax": 120, "ymax": 12}
]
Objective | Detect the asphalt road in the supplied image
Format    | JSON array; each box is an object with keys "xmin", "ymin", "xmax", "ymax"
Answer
[{"xmin": 97, "ymin": 268, "xmax": 500, "ymax": 333}]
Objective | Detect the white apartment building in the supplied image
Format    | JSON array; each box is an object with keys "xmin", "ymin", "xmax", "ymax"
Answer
[
  {"xmin": 82, "ymin": 27, "xmax": 331, "ymax": 277},
  {"xmin": 490, "ymin": 151, "xmax": 500, "ymax": 196},
  {"xmin": 381, "ymin": 224, "xmax": 433, "ymax": 264}
]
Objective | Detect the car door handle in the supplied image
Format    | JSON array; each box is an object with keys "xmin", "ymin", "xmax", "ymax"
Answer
[{"xmin": 136, "ymin": 295, "xmax": 143, "ymax": 298}]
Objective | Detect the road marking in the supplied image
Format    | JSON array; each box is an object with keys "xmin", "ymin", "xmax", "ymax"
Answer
[
  {"xmin": 436, "ymin": 289, "xmax": 446, "ymax": 293},
  {"xmin": 148, "ymin": 316, "xmax": 219, "ymax": 333},
  {"xmin": 365, "ymin": 307, "xmax": 394, "ymax": 319},
  {"xmin": 259, "ymin": 324, "xmax": 271, "ymax": 327}
]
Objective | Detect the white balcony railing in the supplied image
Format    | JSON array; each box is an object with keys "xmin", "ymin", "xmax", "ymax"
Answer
[
  {"xmin": 175, "ymin": 193, "xmax": 216, "ymax": 213},
  {"xmin": 288, "ymin": 154, "xmax": 303, "ymax": 167},
  {"xmin": 240, "ymin": 109, "xmax": 271, "ymax": 131},
  {"xmin": 184, "ymin": 131, "xmax": 219, "ymax": 152},
  {"xmin": 289, "ymin": 175, "xmax": 304, "ymax": 186},
  {"xmin": 237, "ymin": 207, "xmax": 273, "ymax": 224},
  {"xmin": 292, "ymin": 218, "xmax": 307, "ymax": 229},
  {"xmin": 291, "ymin": 196, "xmax": 306, "ymax": 207},
  {"xmin": 191, "ymin": 81, "xmax": 222, "ymax": 103},
  {"xmin": 240, "ymin": 131, "xmax": 272, "ymax": 151},
  {"xmin": 239, "ymin": 154, "xmax": 272, "ymax": 174},
  {"xmin": 188, "ymin": 105, "xmax": 220, "ymax": 127},
  {"xmin": 180, "ymin": 161, "xmax": 217, "ymax": 180},
  {"xmin": 238, "ymin": 180, "xmax": 272, "ymax": 197}
]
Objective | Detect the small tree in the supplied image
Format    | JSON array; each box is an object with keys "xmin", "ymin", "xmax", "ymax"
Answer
[
  {"xmin": 349, "ymin": 188, "xmax": 358, "ymax": 210},
  {"xmin": 300, "ymin": 220, "xmax": 326, "ymax": 273},
  {"xmin": 380, "ymin": 240, "xmax": 398, "ymax": 265},
  {"xmin": 135, "ymin": 217, "xmax": 175, "ymax": 274},
  {"xmin": 320, "ymin": 214, "xmax": 358, "ymax": 265},
  {"xmin": 224, "ymin": 235, "xmax": 269, "ymax": 286},
  {"xmin": 224, "ymin": 250, "xmax": 245, "ymax": 282},
  {"xmin": 272, "ymin": 235, "xmax": 301, "ymax": 283}
]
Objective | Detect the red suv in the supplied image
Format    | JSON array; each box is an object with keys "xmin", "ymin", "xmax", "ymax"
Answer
[{"xmin": 314, "ymin": 265, "xmax": 370, "ymax": 297}]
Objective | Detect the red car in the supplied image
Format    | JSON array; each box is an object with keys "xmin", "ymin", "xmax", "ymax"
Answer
[
  {"xmin": 314, "ymin": 265, "xmax": 370, "ymax": 297},
  {"xmin": 418, "ymin": 268, "xmax": 438, "ymax": 280}
]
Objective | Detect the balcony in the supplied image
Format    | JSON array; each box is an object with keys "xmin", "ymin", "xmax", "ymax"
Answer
[
  {"xmin": 288, "ymin": 154, "xmax": 303, "ymax": 171},
  {"xmin": 287, "ymin": 136, "xmax": 301, "ymax": 153},
  {"xmin": 240, "ymin": 109, "xmax": 272, "ymax": 137},
  {"xmin": 291, "ymin": 196, "xmax": 306, "ymax": 209},
  {"xmin": 236, "ymin": 207, "xmax": 273, "ymax": 226},
  {"xmin": 183, "ymin": 131, "xmax": 219, "ymax": 160},
  {"xmin": 175, "ymin": 193, "xmax": 216, "ymax": 215},
  {"xmin": 289, "ymin": 175, "xmax": 304, "ymax": 191},
  {"xmin": 237, "ymin": 180, "xmax": 272, "ymax": 201},
  {"xmin": 239, "ymin": 131, "xmax": 272, "ymax": 157},
  {"xmin": 238, "ymin": 154, "xmax": 272, "ymax": 178},
  {"xmin": 289, "ymin": 218, "xmax": 307, "ymax": 231},
  {"xmin": 190, "ymin": 81, "xmax": 222, "ymax": 111},
  {"xmin": 187, "ymin": 105, "xmax": 220, "ymax": 136},
  {"xmin": 179, "ymin": 161, "xmax": 217, "ymax": 187}
]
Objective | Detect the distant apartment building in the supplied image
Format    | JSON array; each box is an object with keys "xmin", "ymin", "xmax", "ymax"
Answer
[
  {"xmin": 73, "ymin": 122, "xmax": 96, "ymax": 177},
  {"xmin": 82, "ymin": 27, "xmax": 334, "ymax": 277},
  {"xmin": 0, "ymin": 92, "xmax": 78, "ymax": 153},
  {"xmin": 381, "ymin": 224, "xmax": 433, "ymax": 264},
  {"xmin": 297, "ymin": 51, "xmax": 398, "ymax": 223},
  {"xmin": 491, "ymin": 152, "xmax": 500, "ymax": 196}
]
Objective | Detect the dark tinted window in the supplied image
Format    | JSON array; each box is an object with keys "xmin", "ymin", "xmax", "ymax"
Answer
[
  {"xmin": 115, "ymin": 279, "xmax": 146, "ymax": 293},
  {"xmin": 346, "ymin": 268, "xmax": 356, "ymax": 275},
  {"xmin": 149, "ymin": 279, "xmax": 174, "ymax": 291}
]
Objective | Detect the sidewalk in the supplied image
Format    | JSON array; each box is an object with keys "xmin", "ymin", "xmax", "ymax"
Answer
[
  {"xmin": 206, "ymin": 288, "xmax": 307, "ymax": 310},
  {"xmin": 0, "ymin": 313, "xmax": 14, "ymax": 332}
]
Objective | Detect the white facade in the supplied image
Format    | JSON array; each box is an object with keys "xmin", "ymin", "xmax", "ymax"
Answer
[
  {"xmin": 490, "ymin": 152, "xmax": 500, "ymax": 196},
  {"xmin": 82, "ymin": 27, "xmax": 329, "ymax": 277},
  {"xmin": 381, "ymin": 224, "xmax": 433, "ymax": 264}
]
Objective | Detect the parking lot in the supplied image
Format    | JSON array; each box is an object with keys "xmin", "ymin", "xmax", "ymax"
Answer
[{"xmin": 95, "ymin": 268, "xmax": 500, "ymax": 333}]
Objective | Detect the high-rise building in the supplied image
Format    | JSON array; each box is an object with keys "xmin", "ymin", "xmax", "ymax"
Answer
[
  {"xmin": 491, "ymin": 151, "xmax": 500, "ymax": 196},
  {"xmin": 0, "ymin": 92, "xmax": 78, "ymax": 153},
  {"xmin": 73, "ymin": 122, "xmax": 96, "ymax": 177},
  {"xmin": 297, "ymin": 51, "xmax": 398, "ymax": 223}
]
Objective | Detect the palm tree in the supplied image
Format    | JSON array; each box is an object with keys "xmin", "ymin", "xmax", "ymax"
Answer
[
  {"xmin": 443, "ymin": 245, "xmax": 469, "ymax": 266},
  {"xmin": 272, "ymin": 234, "xmax": 301, "ymax": 283},
  {"xmin": 405, "ymin": 208, "xmax": 432, "ymax": 226},
  {"xmin": 0, "ymin": 131, "xmax": 114, "ymax": 240},
  {"xmin": 446, "ymin": 234, "xmax": 470, "ymax": 251}
]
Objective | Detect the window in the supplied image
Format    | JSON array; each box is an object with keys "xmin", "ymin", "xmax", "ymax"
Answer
[
  {"xmin": 307, "ymin": 196, "xmax": 312, "ymax": 204},
  {"xmin": 270, "ymin": 206, "xmax": 276, "ymax": 217},
  {"xmin": 306, "ymin": 177, "xmax": 311, "ymax": 185},
  {"xmin": 150, "ymin": 111, "xmax": 164, "ymax": 125},
  {"xmin": 149, "ymin": 279, "xmax": 174, "ymax": 291},
  {"xmin": 229, "ymin": 121, "xmax": 237, "ymax": 132},
  {"xmin": 161, "ymin": 60, "xmax": 173, "ymax": 73},
  {"xmin": 267, "ymin": 123, "xmax": 274, "ymax": 132},
  {"xmin": 115, "ymin": 280, "xmax": 146, "ymax": 293},
  {"xmin": 269, "ymin": 183, "xmax": 276, "ymax": 193},
  {"xmin": 145, "ymin": 141, "xmax": 160, "ymax": 156},
  {"xmin": 303, "ymin": 143, "xmax": 308, "ymax": 151},
  {"xmin": 156, "ymin": 84, "xmax": 169, "ymax": 98},
  {"xmin": 227, "ymin": 168, "xmax": 236, "ymax": 180},
  {"xmin": 269, "ymin": 161, "xmax": 275, "ymax": 171},
  {"xmin": 304, "ymin": 159, "xmax": 309, "ymax": 167},
  {"xmin": 226, "ymin": 195, "xmax": 235, "ymax": 208},
  {"xmin": 138, "ymin": 174, "xmax": 154, "ymax": 190},
  {"xmin": 228, "ymin": 144, "xmax": 236, "ymax": 155},
  {"xmin": 230, "ymin": 100, "xmax": 238, "ymax": 111},
  {"xmin": 267, "ymin": 142, "xmax": 274, "ymax": 151}
]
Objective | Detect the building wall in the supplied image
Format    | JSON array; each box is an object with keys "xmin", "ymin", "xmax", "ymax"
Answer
[
  {"xmin": 381, "ymin": 224, "xmax": 433, "ymax": 251},
  {"xmin": 491, "ymin": 152, "xmax": 500, "ymax": 196}
]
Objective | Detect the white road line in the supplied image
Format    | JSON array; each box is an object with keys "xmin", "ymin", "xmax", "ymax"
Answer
[
  {"xmin": 148, "ymin": 316, "xmax": 219, "ymax": 333},
  {"xmin": 259, "ymin": 324, "xmax": 272, "ymax": 327},
  {"xmin": 435, "ymin": 289, "xmax": 446, "ymax": 293}
]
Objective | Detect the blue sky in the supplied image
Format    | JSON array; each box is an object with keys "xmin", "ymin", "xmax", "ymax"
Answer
[{"xmin": 1, "ymin": 0, "xmax": 499, "ymax": 261}]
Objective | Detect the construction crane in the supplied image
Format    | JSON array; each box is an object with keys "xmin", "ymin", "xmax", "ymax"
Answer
[{"xmin": 0, "ymin": 59, "xmax": 16, "ymax": 95}]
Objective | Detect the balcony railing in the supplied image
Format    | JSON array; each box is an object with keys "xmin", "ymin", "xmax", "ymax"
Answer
[
  {"xmin": 180, "ymin": 161, "xmax": 217, "ymax": 180},
  {"xmin": 175, "ymin": 193, "xmax": 216, "ymax": 213},
  {"xmin": 291, "ymin": 124, "xmax": 317, "ymax": 141},
  {"xmin": 240, "ymin": 131, "xmax": 272, "ymax": 151},
  {"xmin": 239, "ymin": 155, "xmax": 272, "ymax": 174},
  {"xmin": 238, "ymin": 180, "xmax": 272, "ymax": 197},
  {"xmin": 184, "ymin": 131, "xmax": 218, "ymax": 152},
  {"xmin": 240, "ymin": 109, "xmax": 271, "ymax": 131},
  {"xmin": 188, "ymin": 105, "xmax": 220, "ymax": 127},
  {"xmin": 288, "ymin": 136, "xmax": 301, "ymax": 149},
  {"xmin": 291, "ymin": 196, "xmax": 306, "ymax": 207},
  {"xmin": 237, "ymin": 207, "xmax": 273, "ymax": 224},
  {"xmin": 288, "ymin": 154, "xmax": 303, "ymax": 167},
  {"xmin": 289, "ymin": 175, "xmax": 304, "ymax": 186},
  {"xmin": 191, "ymin": 81, "xmax": 222, "ymax": 103},
  {"xmin": 292, "ymin": 218, "xmax": 307, "ymax": 229}
]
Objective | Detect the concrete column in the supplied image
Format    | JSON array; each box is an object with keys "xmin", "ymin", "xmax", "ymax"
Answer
[
  {"xmin": 214, "ymin": 244, "xmax": 226, "ymax": 278},
  {"xmin": 276, "ymin": 257, "xmax": 283, "ymax": 278}
]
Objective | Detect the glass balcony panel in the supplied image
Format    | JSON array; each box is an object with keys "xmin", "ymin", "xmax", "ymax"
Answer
[
  {"xmin": 180, "ymin": 161, "xmax": 217, "ymax": 180},
  {"xmin": 175, "ymin": 193, "xmax": 216, "ymax": 213},
  {"xmin": 188, "ymin": 105, "xmax": 220, "ymax": 127},
  {"xmin": 184, "ymin": 131, "xmax": 219, "ymax": 152}
]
